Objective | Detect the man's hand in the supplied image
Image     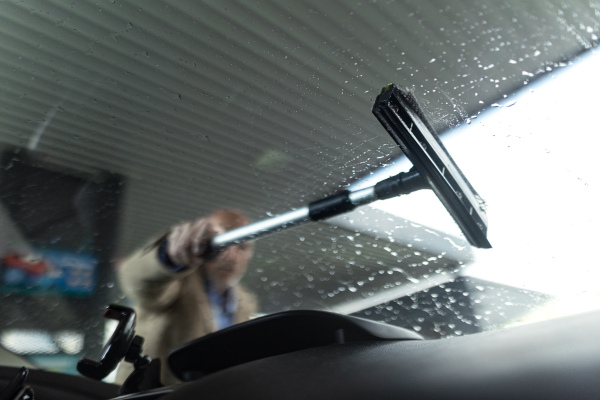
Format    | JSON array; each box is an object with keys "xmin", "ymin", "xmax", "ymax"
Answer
[{"xmin": 166, "ymin": 219, "xmax": 216, "ymax": 270}]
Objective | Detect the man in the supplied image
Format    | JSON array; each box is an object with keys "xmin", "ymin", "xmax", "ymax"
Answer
[{"xmin": 115, "ymin": 209, "xmax": 257, "ymax": 386}]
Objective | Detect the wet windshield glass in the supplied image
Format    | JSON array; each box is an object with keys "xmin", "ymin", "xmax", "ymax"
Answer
[{"xmin": 0, "ymin": 0, "xmax": 598, "ymax": 378}]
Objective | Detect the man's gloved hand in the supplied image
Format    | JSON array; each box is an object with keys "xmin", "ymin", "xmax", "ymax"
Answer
[{"xmin": 165, "ymin": 218, "xmax": 217, "ymax": 270}]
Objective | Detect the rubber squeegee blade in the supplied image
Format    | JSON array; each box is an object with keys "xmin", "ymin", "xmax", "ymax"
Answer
[{"xmin": 372, "ymin": 83, "xmax": 492, "ymax": 249}]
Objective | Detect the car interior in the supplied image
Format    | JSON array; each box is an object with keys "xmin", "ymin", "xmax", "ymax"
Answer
[{"xmin": 1, "ymin": 0, "xmax": 599, "ymax": 399}]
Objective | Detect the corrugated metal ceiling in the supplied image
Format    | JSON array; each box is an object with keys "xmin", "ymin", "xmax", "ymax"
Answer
[{"xmin": 1, "ymin": 0, "xmax": 598, "ymax": 312}]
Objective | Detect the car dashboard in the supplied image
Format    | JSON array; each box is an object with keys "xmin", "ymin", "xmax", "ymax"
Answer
[{"xmin": 2, "ymin": 308, "xmax": 600, "ymax": 400}]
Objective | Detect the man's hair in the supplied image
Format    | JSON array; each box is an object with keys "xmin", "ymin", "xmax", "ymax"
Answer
[
  {"xmin": 208, "ymin": 209, "xmax": 254, "ymax": 253},
  {"xmin": 208, "ymin": 209, "xmax": 251, "ymax": 231}
]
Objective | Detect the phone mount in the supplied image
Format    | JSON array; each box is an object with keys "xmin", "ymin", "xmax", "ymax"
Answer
[
  {"xmin": 0, "ymin": 367, "xmax": 34, "ymax": 400},
  {"xmin": 77, "ymin": 304, "xmax": 161, "ymax": 394}
]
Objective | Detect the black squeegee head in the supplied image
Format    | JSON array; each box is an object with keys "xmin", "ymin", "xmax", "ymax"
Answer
[{"xmin": 372, "ymin": 84, "xmax": 492, "ymax": 249}]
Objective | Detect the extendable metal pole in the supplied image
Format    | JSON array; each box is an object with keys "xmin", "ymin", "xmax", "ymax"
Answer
[{"xmin": 210, "ymin": 168, "xmax": 427, "ymax": 250}]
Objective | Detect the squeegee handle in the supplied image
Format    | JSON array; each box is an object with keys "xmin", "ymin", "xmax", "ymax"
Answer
[{"xmin": 210, "ymin": 169, "xmax": 427, "ymax": 250}]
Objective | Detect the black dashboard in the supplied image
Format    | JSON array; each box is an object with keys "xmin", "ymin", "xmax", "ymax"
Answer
[{"xmin": 3, "ymin": 309, "xmax": 600, "ymax": 400}]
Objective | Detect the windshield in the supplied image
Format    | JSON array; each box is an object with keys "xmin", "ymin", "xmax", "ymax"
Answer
[{"xmin": 1, "ymin": 0, "xmax": 599, "ymax": 379}]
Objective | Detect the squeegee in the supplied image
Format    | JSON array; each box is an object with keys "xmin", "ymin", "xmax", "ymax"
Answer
[{"xmin": 211, "ymin": 84, "xmax": 491, "ymax": 250}]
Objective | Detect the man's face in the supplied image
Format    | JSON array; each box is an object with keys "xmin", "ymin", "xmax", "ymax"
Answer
[{"xmin": 203, "ymin": 222, "xmax": 253, "ymax": 291}]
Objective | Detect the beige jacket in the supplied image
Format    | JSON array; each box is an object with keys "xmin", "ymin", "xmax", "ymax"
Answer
[{"xmin": 114, "ymin": 242, "xmax": 257, "ymax": 386}]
